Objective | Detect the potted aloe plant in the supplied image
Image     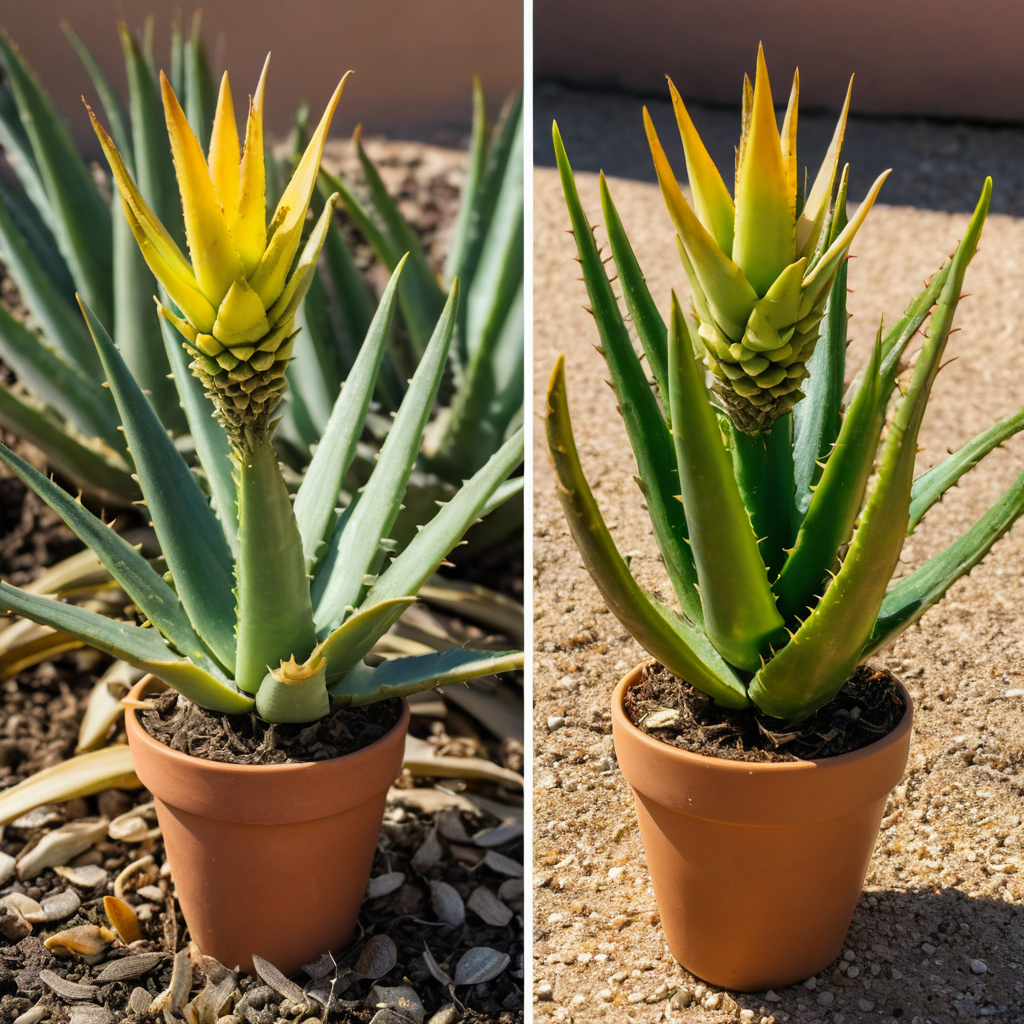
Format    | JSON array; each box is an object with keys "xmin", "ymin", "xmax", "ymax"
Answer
[
  {"xmin": 546, "ymin": 47, "xmax": 1024, "ymax": 991},
  {"xmin": 0, "ymin": 60, "xmax": 523, "ymax": 975}
]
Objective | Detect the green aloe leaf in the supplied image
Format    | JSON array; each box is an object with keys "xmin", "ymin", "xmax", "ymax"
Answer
[
  {"xmin": 908, "ymin": 407, "xmax": 1024, "ymax": 534},
  {"xmin": 443, "ymin": 76, "xmax": 489, "ymax": 289},
  {"xmin": 554, "ymin": 123, "xmax": 700, "ymax": 623},
  {"xmin": 63, "ymin": 21, "xmax": 132, "ymax": 160},
  {"xmin": 777, "ymin": 255, "xmax": 953, "ymax": 622},
  {"xmin": 546, "ymin": 355, "xmax": 749, "ymax": 707},
  {"xmin": 750, "ymin": 179, "xmax": 991, "ymax": 719},
  {"xmin": 119, "ymin": 22, "xmax": 184, "ymax": 244},
  {"xmin": 0, "ymin": 80, "xmax": 49, "ymax": 220},
  {"xmin": 330, "ymin": 647, "xmax": 524, "ymax": 708},
  {"xmin": 183, "ymin": 11, "xmax": 215, "ymax": 153},
  {"xmin": 0, "ymin": 177, "xmax": 74, "ymax": 301},
  {"xmin": 323, "ymin": 152, "xmax": 445, "ymax": 359},
  {"xmin": 0, "ymin": 186, "xmax": 101, "ymax": 379},
  {"xmin": 288, "ymin": 272, "xmax": 344, "ymax": 436},
  {"xmin": 666, "ymin": 295, "xmax": 785, "ymax": 670},
  {"xmin": 295, "ymin": 258, "xmax": 405, "ymax": 572},
  {"xmin": 0, "ymin": 302, "xmax": 122, "ymax": 452},
  {"xmin": 318, "ymin": 597, "xmax": 417, "ymax": 680},
  {"xmin": 366, "ymin": 426, "xmax": 524, "ymax": 619},
  {"xmin": 0, "ymin": 387, "xmax": 136, "ymax": 506},
  {"xmin": 80, "ymin": 300, "xmax": 238, "ymax": 674},
  {"xmin": 600, "ymin": 174, "xmax": 669, "ymax": 413},
  {"xmin": 0, "ymin": 442, "xmax": 217, "ymax": 674},
  {"xmin": 0, "ymin": 584, "xmax": 252, "ymax": 713},
  {"xmin": 867, "ymin": 466, "xmax": 1024, "ymax": 656},
  {"xmin": 0, "ymin": 32, "xmax": 113, "ymax": 326},
  {"xmin": 792, "ymin": 177, "xmax": 849, "ymax": 518},
  {"xmin": 234, "ymin": 436, "xmax": 317, "ymax": 694},
  {"xmin": 312, "ymin": 284, "xmax": 459, "ymax": 633}
]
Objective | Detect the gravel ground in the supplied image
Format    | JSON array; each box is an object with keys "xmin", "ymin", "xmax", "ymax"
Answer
[{"xmin": 532, "ymin": 92, "xmax": 1024, "ymax": 1024}]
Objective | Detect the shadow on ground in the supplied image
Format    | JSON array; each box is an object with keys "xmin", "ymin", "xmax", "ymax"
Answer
[{"xmin": 535, "ymin": 86, "xmax": 1024, "ymax": 216}]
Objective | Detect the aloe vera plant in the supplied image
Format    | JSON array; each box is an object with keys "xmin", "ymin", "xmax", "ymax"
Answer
[
  {"xmin": 547, "ymin": 51, "xmax": 1024, "ymax": 721},
  {"xmin": 0, "ymin": 62, "xmax": 523, "ymax": 725}
]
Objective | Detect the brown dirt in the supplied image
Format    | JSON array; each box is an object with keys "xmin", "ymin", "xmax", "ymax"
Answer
[
  {"xmin": 139, "ymin": 689, "xmax": 403, "ymax": 765},
  {"xmin": 623, "ymin": 664, "xmax": 906, "ymax": 763},
  {"xmin": 532, "ymin": 164, "xmax": 1024, "ymax": 1022}
]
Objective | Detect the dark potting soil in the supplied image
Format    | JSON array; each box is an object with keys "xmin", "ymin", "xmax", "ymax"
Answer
[
  {"xmin": 139, "ymin": 690, "xmax": 403, "ymax": 765},
  {"xmin": 624, "ymin": 662, "xmax": 907, "ymax": 762}
]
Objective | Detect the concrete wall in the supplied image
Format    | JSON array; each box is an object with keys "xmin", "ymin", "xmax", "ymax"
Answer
[
  {"xmin": 1, "ymin": 0, "xmax": 523, "ymax": 151},
  {"xmin": 535, "ymin": 0, "xmax": 1024, "ymax": 122}
]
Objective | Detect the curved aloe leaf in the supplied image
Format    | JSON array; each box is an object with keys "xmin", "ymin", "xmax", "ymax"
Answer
[
  {"xmin": 546, "ymin": 355, "xmax": 749, "ymax": 708},
  {"xmin": 77, "ymin": 662, "xmax": 143, "ymax": 753},
  {"xmin": 0, "ymin": 584, "xmax": 252, "ymax": 713},
  {"xmin": 908, "ymin": 407, "xmax": 1024, "ymax": 534},
  {"xmin": 0, "ymin": 746, "xmax": 141, "ymax": 826},
  {"xmin": 329, "ymin": 647, "xmax": 524, "ymax": 708},
  {"xmin": 318, "ymin": 597, "xmax": 417, "ymax": 680},
  {"xmin": 366, "ymin": 426, "xmax": 525, "ymax": 616},
  {"xmin": 667, "ymin": 296, "xmax": 784, "ymax": 670},
  {"xmin": 0, "ymin": 32, "xmax": 113, "ymax": 326},
  {"xmin": 0, "ymin": 442, "xmax": 218, "ymax": 674},
  {"xmin": 80, "ymin": 300, "xmax": 238, "ymax": 674},
  {"xmin": 0, "ymin": 176, "xmax": 74, "ymax": 301},
  {"xmin": 554, "ymin": 123, "xmax": 700, "ymax": 623}
]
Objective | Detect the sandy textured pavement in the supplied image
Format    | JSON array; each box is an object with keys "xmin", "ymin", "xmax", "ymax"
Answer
[{"xmin": 531, "ymin": 109, "xmax": 1024, "ymax": 1024}]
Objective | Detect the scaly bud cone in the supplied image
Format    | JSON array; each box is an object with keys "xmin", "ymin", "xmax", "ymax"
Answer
[
  {"xmin": 647, "ymin": 47, "xmax": 886, "ymax": 434},
  {"xmin": 91, "ymin": 58, "xmax": 349, "ymax": 449}
]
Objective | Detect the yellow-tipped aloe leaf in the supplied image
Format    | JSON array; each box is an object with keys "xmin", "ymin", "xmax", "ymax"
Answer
[
  {"xmin": 780, "ymin": 69, "xmax": 799, "ymax": 218},
  {"xmin": 161, "ymin": 71, "xmax": 243, "ymax": 304},
  {"xmin": 801, "ymin": 168, "xmax": 890, "ymax": 311},
  {"xmin": 645, "ymin": 109, "xmax": 756, "ymax": 338},
  {"xmin": 233, "ymin": 56, "xmax": 269, "ymax": 277},
  {"xmin": 208, "ymin": 71, "xmax": 241, "ymax": 217},
  {"xmin": 796, "ymin": 77, "xmax": 853, "ymax": 257},
  {"xmin": 667, "ymin": 77, "xmax": 734, "ymax": 255},
  {"xmin": 0, "ymin": 746, "xmax": 141, "ymax": 825},
  {"xmin": 732, "ymin": 45, "xmax": 793, "ymax": 296},
  {"xmin": 249, "ymin": 72, "xmax": 351, "ymax": 308}
]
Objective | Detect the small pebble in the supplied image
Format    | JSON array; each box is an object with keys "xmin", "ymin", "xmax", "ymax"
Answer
[
  {"xmin": 803, "ymin": 977, "xmax": 817, "ymax": 990},
  {"xmin": 597, "ymin": 989, "xmax": 612, "ymax": 1002},
  {"xmin": 847, "ymin": 965, "xmax": 860, "ymax": 978},
  {"xmin": 816, "ymin": 991, "xmax": 834, "ymax": 1006},
  {"xmin": 740, "ymin": 1012, "xmax": 755, "ymax": 1022},
  {"xmin": 12, "ymin": 1006, "xmax": 46, "ymax": 1024},
  {"xmin": 535, "ymin": 982, "xmax": 553, "ymax": 1001},
  {"xmin": 843, "ymin": 950, "xmax": 856, "ymax": 962},
  {"xmin": 971, "ymin": 959, "xmax": 988, "ymax": 974},
  {"xmin": 764, "ymin": 991, "xmax": 781, "ymax": 1002},
  {"xmin": 547, "ymin": 716, "xmax": 566, "ymax": 732},
  {"xmin": 0, "ymin": 852, "xmax": 16, "ymax": 887},
  {"xmin": 671, "ymin": 989, "xmax": 693, "ymax": 1009},
  {"xmin": 859, "ymin": 999, "xmax": 875, "ymax": 1012}
]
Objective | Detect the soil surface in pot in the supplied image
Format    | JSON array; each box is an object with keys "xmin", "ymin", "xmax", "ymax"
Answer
[
  {"xmin": 138, "ymin": 690, "xmax": 403, "ymax": 765},
  {"xmin": 624, "ymin": 662, "xmax": 907, "ymax": 762},
  {"xmin": 534, "ymin": 110, "xmax": 1024, "ymax": 1024}
]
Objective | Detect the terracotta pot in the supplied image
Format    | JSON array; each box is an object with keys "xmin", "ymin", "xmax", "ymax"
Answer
[
  {"xmin": 611, "ymin": 662, "xmax": 913, "ymax": 992},
  {"xmin": 124, "ymin": 676, "xmax": 409, "ymax": 975}
]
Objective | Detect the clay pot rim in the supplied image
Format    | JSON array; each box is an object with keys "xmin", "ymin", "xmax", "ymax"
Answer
[
  {"xmin": 613, "ymin": 659, "xmax": 913, "ymax": 776},
  {"xmin": 127, "ymin": 673, "xmax": 411, "ymax": 778}
]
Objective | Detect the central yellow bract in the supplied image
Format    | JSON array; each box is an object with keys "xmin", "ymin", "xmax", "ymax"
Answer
[
  {"xmin": 88, "ymin": 57, "xmax": 349, "ymax": 444},
  {"xmin": 647, "ymin": 44, "xmax": 890, "ymax": 432}
]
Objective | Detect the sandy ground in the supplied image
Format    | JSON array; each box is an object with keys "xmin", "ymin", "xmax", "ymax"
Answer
[{"xmin": 531, "ymin": 100, "xmax": 1024, "ymax": 1024}]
